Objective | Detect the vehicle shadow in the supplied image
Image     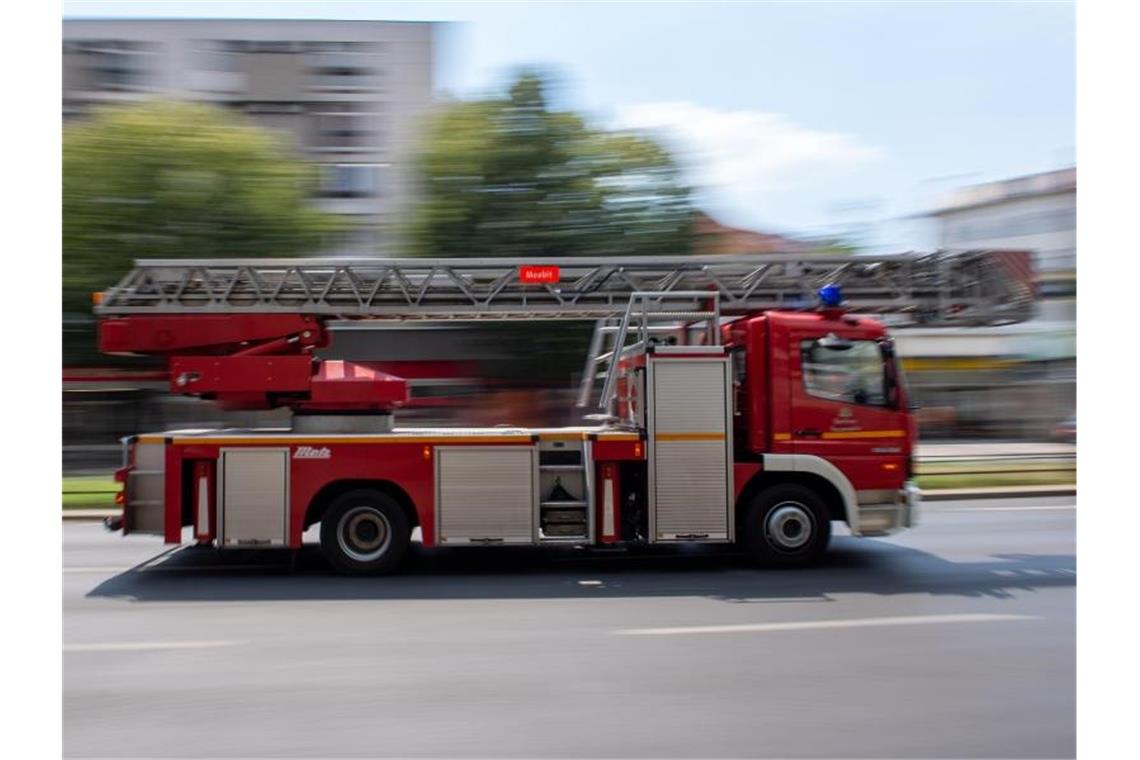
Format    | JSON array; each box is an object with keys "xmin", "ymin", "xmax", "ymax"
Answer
[{"xmin": 86, "ymin": 537, "xmax": 1075, "ymax": 603}]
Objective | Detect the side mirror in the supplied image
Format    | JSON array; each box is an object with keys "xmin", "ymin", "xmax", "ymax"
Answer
[
  {"xmin": 879, "ymin": 338, "xmax": 921, "ymax": 412},
  {"xmin": 880, "ymin": 338, "xmax": 904, "ymax": 410}
]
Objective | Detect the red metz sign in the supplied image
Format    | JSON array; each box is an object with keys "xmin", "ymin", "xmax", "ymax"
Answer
[{"xmin": 519, "ymin": 265, "xmax": 561, "ymax": 284}]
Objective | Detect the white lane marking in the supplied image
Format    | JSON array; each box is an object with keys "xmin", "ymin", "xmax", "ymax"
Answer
[
  {"xmin": 65, "ymin": 640, "xmax": 243, "ymax": 653},
  {"xmin": 931, "ymin": 505, "xmax": 1075, "ymax": 512},
  {"xmin": 63, "ymin": 563, "xmax": 293, "ymax": 574},
  {"xmin": 63, "ymin": 567, "xmax": 132, "ymax": 573},
  {"xmin": 616, "ymin": 613, "xmax": 1038, "ymax": 637}
]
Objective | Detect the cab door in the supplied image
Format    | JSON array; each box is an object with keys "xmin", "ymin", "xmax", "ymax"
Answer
[{"xmin": 787, "ymin": 327, "xmax": 909, "ymax": 492}]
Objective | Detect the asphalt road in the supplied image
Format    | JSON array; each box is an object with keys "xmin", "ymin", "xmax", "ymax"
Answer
[{"xmin": 64, "ymin": 496, "xmax": 1076, "ymax": 759}]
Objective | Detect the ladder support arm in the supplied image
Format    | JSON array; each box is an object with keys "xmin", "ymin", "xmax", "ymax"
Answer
[
  {"xmin": 98, "ymin": 313, "xmax": 407, "ymax": 413},
  {"xmin": 99, "ymin": 314, "xmax": 328, "ymax": 356}
]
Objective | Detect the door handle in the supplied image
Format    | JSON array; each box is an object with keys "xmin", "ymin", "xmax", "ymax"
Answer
[{"xmin": 794, "ymin": 428, "xmax": 822, "ymax": 438}]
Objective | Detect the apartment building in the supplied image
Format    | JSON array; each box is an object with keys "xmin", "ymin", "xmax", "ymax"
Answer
[
  {"xmin": 63, "ymin": 18, "xmax": 436, "ymax": 254},
  {"xmin": 928, "ymin": 167, "xmax": 1076, "ymax": 294}
]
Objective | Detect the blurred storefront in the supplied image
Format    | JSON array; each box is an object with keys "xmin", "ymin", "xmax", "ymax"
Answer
[
  {"xmin": 907, "ymin": 167, "xmax": 1077, "ymax": 439},
  {"xmin": 895, "ymin": 329, "xmax": 1075, "ymax": 440}
]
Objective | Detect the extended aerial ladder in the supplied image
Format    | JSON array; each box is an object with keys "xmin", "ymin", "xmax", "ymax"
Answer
[{"xmin": 95, "ymin": 250, "xmax": 1037, "ymax": 417}]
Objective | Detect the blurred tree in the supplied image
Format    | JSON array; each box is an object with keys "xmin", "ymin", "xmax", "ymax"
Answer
[
  {"xmin": 63, "ymin": 101, "xmax": 342, "ymax": 363},
  {"xmin": 408, "ymin": 73, "xmax": 694, "ymax": 258},
  {"xmin": 806, "ymin": 237, "xmax": 862, "ymax": 255},
  {"xmin": 407, "ymin": 73, "xmax": 696, "ymax": 388}
]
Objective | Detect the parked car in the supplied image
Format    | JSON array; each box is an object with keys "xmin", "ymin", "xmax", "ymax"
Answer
[{"xmin": 1051, "ymin": 417, "xmax": 1077, "ymax": 442}]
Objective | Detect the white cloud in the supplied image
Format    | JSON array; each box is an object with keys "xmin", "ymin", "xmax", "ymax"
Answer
[{"xmin": 611, "ymin": 102, "xmax": 885, "ymax": 226}]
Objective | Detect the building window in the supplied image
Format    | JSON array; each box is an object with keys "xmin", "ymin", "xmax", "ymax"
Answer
[
  {"xmin": 946, "ymin": 206, "xmax": 1076, "ymax": 245},
  {"xmin": 313, "ymin": 111, "xmax": 374, "ymax": 150},
  {"xmin": 194, "ymin": 40, "xmax": 242, "ymax": 72},
  {"xmin": 306, "ymin": 41, "xmax": 378, "ymax": 91},
  {"xmin": 303, "ymin": 41, "xmax": 375, "ymax": 54},
  {"xmin": 319, "ymin": 164, "xmax": 384, "ymax": 198},
  {"xmin": 240, "ymin": 40, "xmax": 302, "ymax": 54},
  {"xmin": 310, "ymin": 65, "xmax": 376, "ymax": 90},
  {"xmin": 70, "ymin": 40, "xmax": 150, "ymax": 91}
]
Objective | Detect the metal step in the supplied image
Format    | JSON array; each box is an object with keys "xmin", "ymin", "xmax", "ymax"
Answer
[{"xmin": 539, "ymin": 532, "xmax": 589, "ymax": 541}]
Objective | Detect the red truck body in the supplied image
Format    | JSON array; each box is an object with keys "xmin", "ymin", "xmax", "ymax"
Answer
[{"xmin": 109, "ymin": 305, "xmax": 918, "ymax": 571}]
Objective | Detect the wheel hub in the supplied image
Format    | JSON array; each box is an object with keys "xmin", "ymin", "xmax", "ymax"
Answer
[
  {"xmin": 765, "ymin": 502, "xmax": 814, "ymax": 551},
  {"xmin": 337, "ymin": 507, "xmax": 392, "ymax": 561}
]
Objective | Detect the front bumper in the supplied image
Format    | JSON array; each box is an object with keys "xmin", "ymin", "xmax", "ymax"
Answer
[{"xmin": 856, "ymin": 481, "xmax": 920, "ymax": 536}]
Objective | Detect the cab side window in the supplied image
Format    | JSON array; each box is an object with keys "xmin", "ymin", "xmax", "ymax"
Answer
[
  {"xmin": 730, "ymin": 347, "xmax": 746, "ymax": 416},
  {"xmin": 800, "ymin": 340, "xmax": 888, "ymax": 407}
]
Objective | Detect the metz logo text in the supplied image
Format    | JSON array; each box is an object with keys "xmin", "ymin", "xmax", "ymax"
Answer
[{"xmin": 293, "ymin": 446, "xmax": 332, "ymax": 460}]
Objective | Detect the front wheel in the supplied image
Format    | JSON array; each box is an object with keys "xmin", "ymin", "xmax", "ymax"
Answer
[
  {"xmin": 742, "ymin": 484, "xmax": 831, "ymax": 567},
  {"xmin": 320, "ymin": 490, "xmax": 411, "ymax": 575}
]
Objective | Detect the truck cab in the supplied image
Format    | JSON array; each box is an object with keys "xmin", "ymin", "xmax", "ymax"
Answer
[{"xmin": 726, "ymin": 310, "xmax": 918, "ymax": 553}]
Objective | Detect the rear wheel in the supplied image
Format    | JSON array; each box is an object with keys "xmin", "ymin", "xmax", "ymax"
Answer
[
  {"xmin": 320, "ymin": 490, "xmax": 410, "ymax": 575},
  {"xmin": 743, "ymin": 483, "xmax": 831, "ymax": 567}
]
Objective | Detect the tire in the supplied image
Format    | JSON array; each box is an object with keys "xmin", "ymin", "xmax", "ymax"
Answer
[
  {"xmin": 742, "ymin": 483, "xmax": 831, "ymax": 567},
  {"xmin": 319, "ymin": 489, "xmax": 411, "ymax": 575}
]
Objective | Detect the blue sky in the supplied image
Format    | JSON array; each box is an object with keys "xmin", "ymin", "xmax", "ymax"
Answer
[{"xmin": 64, "ymin": 1, "xmax": 1075, "ymax": 251}]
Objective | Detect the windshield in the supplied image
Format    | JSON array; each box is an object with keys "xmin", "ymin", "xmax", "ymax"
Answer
[{"xmin": 800, "ymin": 339, "xmax": 889, "ymax": 407}]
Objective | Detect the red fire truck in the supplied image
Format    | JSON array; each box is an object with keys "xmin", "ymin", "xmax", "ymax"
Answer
[{"xmin": 96, "ymin": 252, "xmax": 1035, "ymax": 574}]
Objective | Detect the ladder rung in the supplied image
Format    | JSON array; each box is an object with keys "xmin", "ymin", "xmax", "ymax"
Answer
[
  {"xmin": 629, "ymin": 311, "xmax": 718, "ymax": 319},
  {"xmin": 595, "ymin": 341, "xmax": 647, "ymax": 363},
  {"xmin": 599, "ymin": 325, "xmax": 691, "ymax": 333}
]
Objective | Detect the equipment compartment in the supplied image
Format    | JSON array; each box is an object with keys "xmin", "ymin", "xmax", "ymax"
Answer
[
  {"xmin": 537, "ymin": 437, "xmax": 592, "ymax": 542},
  {"xmin": 218, "ymin": 448, "xmax": 290, "ymax": 546},
  {"xmin": 436, "ymin": 446, "xmax": 538, "ymax": 544}
]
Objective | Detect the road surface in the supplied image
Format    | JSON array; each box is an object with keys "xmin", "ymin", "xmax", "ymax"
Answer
[{"xmin": 64, "ymin": 496, "xmax": 1075, "ymax": 758}]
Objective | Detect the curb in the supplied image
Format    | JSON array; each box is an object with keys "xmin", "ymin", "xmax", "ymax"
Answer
[
  {"xmin": 920, "ymin": 485, "xmax": 1076, "ymax": 501},
  {"xmin": 63, "ymin": 509, "xmax": 119, "ymax": 521}
]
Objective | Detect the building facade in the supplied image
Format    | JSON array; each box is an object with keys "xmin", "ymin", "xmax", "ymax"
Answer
[
  {"xmin": 63, "ymin": 18, "xmax": 436, "ymax": 254},
  {"xmin": 900, "ymin": 167, "xmax": 1077, "ymax": 439},
  {"xmin": 929, "ymin": 167, "xmax": 1076, "ymax": 293}
]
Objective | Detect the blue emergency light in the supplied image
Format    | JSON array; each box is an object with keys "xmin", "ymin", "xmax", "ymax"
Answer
[{"xmin": 818, "ymin": 283, "xmax": 843, "ymax": 307}]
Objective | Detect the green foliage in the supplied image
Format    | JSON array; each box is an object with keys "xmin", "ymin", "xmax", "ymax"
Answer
[
  {"xmin": 408, "ymin": 73, "xmax": 694, "ymax": 258},
  {"xmin": 63, "ymin": 101, "xmax": 342, "ymax": 317},
  {"xmin": 807, "ymin": 237, "xmax": 862, "ymax": 256}
]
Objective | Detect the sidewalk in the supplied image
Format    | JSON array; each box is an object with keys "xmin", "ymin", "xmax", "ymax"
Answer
[{"xmin": 916, "ymin": 440, "xmax": 1076, "ymax": 458}]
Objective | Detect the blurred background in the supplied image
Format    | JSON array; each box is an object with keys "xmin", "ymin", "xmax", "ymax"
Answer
[{"xmin": 61, "ymin": 5, "xmax": 1075, "ymax": 473}]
